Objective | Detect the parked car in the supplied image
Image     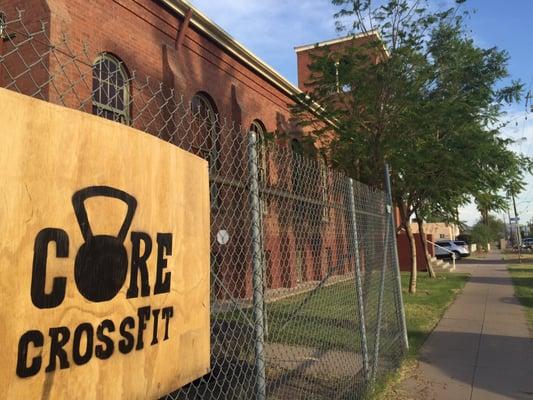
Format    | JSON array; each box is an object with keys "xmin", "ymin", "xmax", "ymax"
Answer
[
  {"xmin": 435, "ymin": 240, "xmax": 470, "ymax": 260},
  {"xmin": 521, "ymin": 238, "xmax": 533, "ymax": 250}
]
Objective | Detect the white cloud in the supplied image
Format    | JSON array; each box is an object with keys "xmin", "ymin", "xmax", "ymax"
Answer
[{"xmin": 187, "ymin": 0, "xmax": 339, "ymax": 83}]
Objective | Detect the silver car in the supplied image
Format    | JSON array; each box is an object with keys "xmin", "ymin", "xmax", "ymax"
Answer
[{"xmin": 435, "ymin": 240, "xmax": 470, "ymax": 260}]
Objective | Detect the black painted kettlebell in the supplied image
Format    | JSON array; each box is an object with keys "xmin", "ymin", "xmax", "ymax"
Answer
[{"xmin": 72, "ymin": 186, "xmax": 137, "ymax": 302}]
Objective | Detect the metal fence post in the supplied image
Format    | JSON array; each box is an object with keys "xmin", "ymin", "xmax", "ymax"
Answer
[
  {"xmin": 384, "ymin": 164, "xmax": 409, "ymax": 351},
  {"xmin": 248, "ymin": 131, "xmax": 266, "ymax": 400},
  {"xmin": 371, "ymin": 208, "xmax": 389, "ymax": 381},
  {"xmin": 347, "ymin": 178, "xmax": 370, "ymax": 384}
]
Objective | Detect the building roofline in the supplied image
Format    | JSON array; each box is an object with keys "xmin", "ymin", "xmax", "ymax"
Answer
[
  {"xmin": 159, "ymin": 0, "xmax": 303, "ymax": 99},
  {"xmin": 294, "ymin": 30, "xmax": 381, "ymax": 53},
  {"xmin": 159, "ymin": 0, "xmax": 344, "ymax": 128}
]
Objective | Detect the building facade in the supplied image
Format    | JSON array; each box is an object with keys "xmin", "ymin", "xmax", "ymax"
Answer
[
  {"xmin": 411, "ymin": 221, "xmax": 459, "ymax": 241},
  {"xmin": 0, "ymin": 0, "xmax": 380, "ymax": 299}
]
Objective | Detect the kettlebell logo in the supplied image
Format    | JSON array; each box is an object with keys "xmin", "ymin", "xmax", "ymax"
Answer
[
  {"xmin": 29, "ymin": 186, "xmax": 173, "ymax": 310},
  {"xmin": 73, "ymin": 186, "xmax": 137, "ymax": 302}
]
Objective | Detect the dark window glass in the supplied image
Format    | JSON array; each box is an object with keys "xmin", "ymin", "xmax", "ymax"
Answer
[
  {"xmin": 191, "ymin": 93, "xmax": 220, "ymax": 208},
  {"xmin": 92, "ymin": 54, "xmax": 130, "ymax": 124},
  {"xmin": 0, "ymin": 12, "xmax": 7, "ymax": 39},
  {"xmin": 250, "ymin": 120, "xmax": 269, "ymax": 214}
]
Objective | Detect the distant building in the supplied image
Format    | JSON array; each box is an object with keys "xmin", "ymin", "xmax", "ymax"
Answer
[{"xmin": 411, "ymin": 221, "xmax": 460, "ymax": 241}]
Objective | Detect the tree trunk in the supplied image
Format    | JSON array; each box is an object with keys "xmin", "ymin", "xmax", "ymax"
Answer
[
  {"xmin": 405, "ymin": 222, "xmax": 417, "ymax": 293},
  {"xmin": 399, "ymin": 203, "xmax": 417, "ymax": 293},
  {"xmin": 418, "ymin": 218, "xmax": 436, "ymax": 278}
]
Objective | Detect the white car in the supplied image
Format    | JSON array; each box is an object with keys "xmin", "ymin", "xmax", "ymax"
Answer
[
  {"xmin": 521, "ymin": 238, "xmax": 533, "ymax": 250},
  {"xmin": 435, "ymin": 240, "xmax": 470, "ymax": 260}
]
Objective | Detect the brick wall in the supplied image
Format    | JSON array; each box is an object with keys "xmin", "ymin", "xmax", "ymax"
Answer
[
  {"xmin": 397, "ymin": 233, "xmax": 434, "ymax": 271},
  {"xmin": 1, "ymin": 0, "xmax": 356, "ymax": 299},
  {"xmin": 296, "ymin": 34, "xmax": 382, "ymax": 92}
]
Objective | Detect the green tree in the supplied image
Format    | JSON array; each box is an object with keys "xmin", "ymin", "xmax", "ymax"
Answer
[
  {"xmin": 292, "ymin": 0, "xmax": 527, "ymax": 293},
  {"xmin": 470, "ymin": 215, "xmax": 505, "ymax": 249},
  {"xmin": 474, "ymin": 149, "xmax": 530, "ymax": 223}
]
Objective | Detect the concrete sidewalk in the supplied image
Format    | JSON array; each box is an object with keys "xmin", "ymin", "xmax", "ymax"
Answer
[{"xmin": 399, "ymin": 251, "xmax": 533, "ymax": 400}]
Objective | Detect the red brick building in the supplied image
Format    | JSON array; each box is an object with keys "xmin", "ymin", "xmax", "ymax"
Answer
[
  {"xmin": 1, "ymin": 0, "xmax": 303, "ymax": 128},
  {"xmin": 0, "ymin": 0, "xmax": 381, "ymax": 298}
]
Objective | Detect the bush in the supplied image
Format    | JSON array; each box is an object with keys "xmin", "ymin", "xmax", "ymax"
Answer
[{"xmin": 470, "ymin": 215, "xmax": 505, "ymax": 250}]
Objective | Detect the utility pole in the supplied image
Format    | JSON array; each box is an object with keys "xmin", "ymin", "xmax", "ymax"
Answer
[
  {"xmin": 503, "ymin": 213, "xmax": 508, "ymax": 242},
  {"xmin": 507, "ymin": 206, "xmax": 513, "ymax": 245},
  {"xmin": 512, "ymin": 193, "xmax": 522, "ymax": 263}
]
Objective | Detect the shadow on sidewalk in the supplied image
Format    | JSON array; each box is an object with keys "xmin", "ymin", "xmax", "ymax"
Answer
[
  {"xmin": 466, "ymin": 276, "xmax": 512, "ymax": 286},
  {"xmin": 405, "ymin": 331, "xmax": 533, "ymax": 399},
  {"xmin": 506, "ymin": 257, "xmax": 533, "ymax": 264},
  {"xmin": 457, "ymin": 258, "xmax": 506, "ymax": 265}
]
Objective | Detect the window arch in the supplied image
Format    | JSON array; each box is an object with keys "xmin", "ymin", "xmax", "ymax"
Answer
[
  {"xmin": 191, "ymin": 92, "xmax": 221, "ymax": 208},
  {"xmin": 291, "ymin": 138, "xmax": 303, "ymax": 155},
  {"xmin": 92, "ymin": 53, "xmax": 130, "ymax": 124},
  {"xmin": 291, "ymin": 138, "xmax": 305, "ymax": 196},
  {"xmin": 191, "ymin": 92, "xmax": 218, "ymax": 139},
  {"xmin": 250, "ymin": 119, "xmax": 266, "ymax": 137},
  {"xmin": 0, "ymin": 12, "xmax": 6, "ymax": 39}
]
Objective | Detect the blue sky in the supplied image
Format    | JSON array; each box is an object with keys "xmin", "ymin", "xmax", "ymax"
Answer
[{"xmin": 188, "ymin": 0, "xmax": 533, "ymax": 226}]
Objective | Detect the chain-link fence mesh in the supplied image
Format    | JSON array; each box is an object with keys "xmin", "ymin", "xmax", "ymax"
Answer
[{"xmin": 0, "ymin": 10, "xmax": 407, "ymax": 399}]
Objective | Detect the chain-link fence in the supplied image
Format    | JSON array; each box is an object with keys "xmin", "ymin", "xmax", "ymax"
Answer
[{"xmin": 0, "ymin": 10, "xmax": 408, "ymax": 399}]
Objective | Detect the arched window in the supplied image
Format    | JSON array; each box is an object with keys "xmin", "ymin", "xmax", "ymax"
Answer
[
  {"xmin": 250, "ymin": 120, "xmax": 266, "ymax": 137},
  {"xmin": 191, "ymin": 92, "xmax": 220, "ymax": 208},
  {"xmin": 291, "ymin": 137, "xmax": 305, "ymax": 154},
  {"xmin": 0, "ymin": 12, "xmax": 7, "ymax": 39},
  {"xmin": 250, "ymin": 119, "xmax": 268, "ymax": 214},
  {"xmin": 92, "ymin": 53, "xmax": 130, "ymax": 124},
  {"xmin": 291, "ymin": 138, "xmax": 305, "ymax": 196}
]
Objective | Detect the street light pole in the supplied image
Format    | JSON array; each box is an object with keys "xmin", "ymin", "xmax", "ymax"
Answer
[
  {"xmin": 507, "ymin": 206, "xmax": 513, "ymax": 245},
  {"xmin": 512, "ymin": 193, "xmax": 522, "ymax": 263}
]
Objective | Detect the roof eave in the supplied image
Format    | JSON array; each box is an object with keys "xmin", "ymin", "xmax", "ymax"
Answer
[
  {"xmin": 159, "ymin": 0, "xmax": 337, "ymax": 128},
  {"xmin": 295, "ymin": 29, "xmax": 390, "ymax": 59},
  {"xmin": 159, "ymin": 0, "xmax": 302, "ymax": 99}
]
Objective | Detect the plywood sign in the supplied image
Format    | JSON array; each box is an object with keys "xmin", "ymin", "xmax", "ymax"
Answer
[{"xmin": 0, "ymin": 88, "xmax": 210, "ymax": 399}]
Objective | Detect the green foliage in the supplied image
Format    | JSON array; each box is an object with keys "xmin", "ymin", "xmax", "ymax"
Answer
[
  {"xmin": 218, "ymin": 273, "xmax": 469, "ymax": 356},
  {"xmin": 470, "ymin": 215, "xmax": 505, "ymax": 248},
  {"xmin": 291, "ymin": 0, "xmax": 529, "ymax": 230},
  {"xmin": 291, "ymin": 0, "xmax": 530, "ymax": 293}
]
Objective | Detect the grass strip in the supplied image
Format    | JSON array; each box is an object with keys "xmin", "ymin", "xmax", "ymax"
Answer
[{"xmin": 508, "ymin": 262, "xmax": 533, "ymax": 333}]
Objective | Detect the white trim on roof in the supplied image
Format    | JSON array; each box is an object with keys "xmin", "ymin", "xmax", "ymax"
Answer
[
  {"xmin": 158, "ymin": 0, "xmax": 374, "ymax": 125},
  {"xmin": 294, "ymin": 30, "xmax": 380, "ymax": 53},
  {"xmin": 159, "ymin": 0, "xmax": 303, "ymax": 98}
]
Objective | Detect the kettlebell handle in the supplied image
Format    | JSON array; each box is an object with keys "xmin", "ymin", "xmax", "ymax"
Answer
[{"xmin": 72, "ymin": 186, "xmax": 137, "ymax": 243}]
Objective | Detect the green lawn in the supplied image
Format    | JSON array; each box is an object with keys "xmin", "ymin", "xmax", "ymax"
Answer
[
  {"xmin": 216, "ymin": 272, "xmax": 468, "ymax": 400},
  {"xmin": 502, "ymin": 252, "xmax": 533, "ymax": 262},
  {"xmin": 508, "ymin": 263, "xmax": 533, "ymax": 333},
  {"xmin": 266, "ymin": 280, "xmax": 365, "ymax": 352},
  {"xmin": 219, "ymin": 271, "xmax": 469, "ymax": 356},
  {"xmin": 221, "ymin": 280, "xmax": 364, "ymax": 352}
]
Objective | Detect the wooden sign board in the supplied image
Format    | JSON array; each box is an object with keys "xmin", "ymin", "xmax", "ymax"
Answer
[{"xmin": 0, "ymin": 88, "xmax": 210, "ymax": 399}]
